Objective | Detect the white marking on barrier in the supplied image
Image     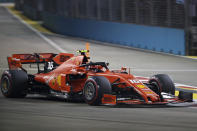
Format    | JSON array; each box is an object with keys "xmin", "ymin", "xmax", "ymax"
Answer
[{"xmin": 5, "ymin": 7, "xmax": 67, "ymax": 53}]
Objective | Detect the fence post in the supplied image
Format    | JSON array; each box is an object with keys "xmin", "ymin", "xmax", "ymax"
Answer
[
  {"xmin": 167, "ymin": 0, "xmax": 172, "ymax": 27},
  {"xmin": 109, "ymin": 0, "xmax": 113, "ymax": 21},
  {"xmin": 150, "ymin": 0, "xmax": 154, "ymax": 25},
  {"xmin": 135, "ymin": 0, "xmax": 139, "ymax": 24},
  {"xmin": 184, "ymin": 0, "xmax": 191, "ymax": 55},
  {"xmin": 97, "ymin": 0, "xmax": 101, "ymax": 20},
  {"xmin": 121, "ymin": 0, "xmax": 125, "ymax": 22}
]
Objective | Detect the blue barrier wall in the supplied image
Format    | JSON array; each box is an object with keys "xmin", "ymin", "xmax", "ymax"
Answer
[{"xmin": 42, "ymin": 12, "xmax": 185, "ymax": 55}]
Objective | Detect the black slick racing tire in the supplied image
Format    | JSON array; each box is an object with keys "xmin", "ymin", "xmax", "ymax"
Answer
[
  {"xmin": 0, "ymin": 70, "xmax": 28, "ymax": 98},
  {"xmin": 83, "ymin": 76, "xmax": 112, "ymax": 105},
  {"xmin": 149, "ymin": 74, "xmax": 175, "ymax": 95}
]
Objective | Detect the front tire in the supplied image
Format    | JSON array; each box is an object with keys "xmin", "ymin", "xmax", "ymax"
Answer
[
  {"xmin": 149, "ymin": 74, "xmax": 175, "ymax": 95},
  {"xmin": 83, "ymin": 76, "xmax": 112, "ymax": 105},
  {"xmin": 0, "ymin": 70, "xmax": 28, "ymax": 98}
]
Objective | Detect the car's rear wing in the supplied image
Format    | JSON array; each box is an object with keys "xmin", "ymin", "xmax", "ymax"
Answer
[
  {"xmin": 7, "ymin": 43, "xmax": 90, "ymax": 72},
  {"xmin": 7, "ymin": 53, "xmax": 74, "ymax": 71}
]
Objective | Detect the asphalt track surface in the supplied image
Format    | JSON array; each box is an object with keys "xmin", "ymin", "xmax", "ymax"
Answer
[{"xmin": 0, "ymin": 5, "xmax": 197, "ymax": 131}]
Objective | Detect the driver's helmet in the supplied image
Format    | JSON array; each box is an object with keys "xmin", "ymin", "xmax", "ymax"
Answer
[{"xmin": 77, "ymin": 50, "xmax": 89, "ymax": 64}]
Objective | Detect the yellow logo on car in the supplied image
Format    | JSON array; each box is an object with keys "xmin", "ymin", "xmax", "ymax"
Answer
[
  {"xmin": 57, "ymin": 75, "xmax": 61, "ymax": 86},
  {"xmin": 136, "ymin": 84, "xmax": 145, "ymax": 88},
  {"xmin": 145, "ymin": 92, "xmax": 153, "ymax": 94}
]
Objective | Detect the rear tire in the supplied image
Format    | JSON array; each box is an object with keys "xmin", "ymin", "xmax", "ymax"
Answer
[
  {"xmin": 83, "ymin": 76, "xmax": 112, "ymax": 105},
  {"xmin": 0, "ymin": 70, "xmax": 28, "ymax": 98},
  {"xmin": 149, "ymin": 74, "xmax": 175, "ymax": 95}
]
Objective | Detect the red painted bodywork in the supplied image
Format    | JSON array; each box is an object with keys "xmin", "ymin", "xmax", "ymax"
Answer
[{"xmin": 7, "ymin": 52, "xmax": 181, "ymax": 105}]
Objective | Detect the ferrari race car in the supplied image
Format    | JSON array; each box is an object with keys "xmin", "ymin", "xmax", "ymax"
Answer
[{"xmin": 0, "ymin": 44, "xmax": 193, "ymax": 105}]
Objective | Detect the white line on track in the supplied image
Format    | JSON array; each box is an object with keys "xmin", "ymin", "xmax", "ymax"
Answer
[
  {"xmin": 175, "ymin": 83, "xmax": 197, "ymax": 89},
  {"xmin": 5, "ymin": 7, "xmax": 67, "ymax": 53}
]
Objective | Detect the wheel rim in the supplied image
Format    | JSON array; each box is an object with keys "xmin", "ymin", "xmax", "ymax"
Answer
[
  {"xmin": 1, "ymin": 77, "xmax": 9, "ymax": 94},
  {"xmin": 151, "ymin": 81, "xmax": 161, "ymax": 93},
  {"xmin": 84, "ymin": 82, "xmax": 96, "ymax": 101}
]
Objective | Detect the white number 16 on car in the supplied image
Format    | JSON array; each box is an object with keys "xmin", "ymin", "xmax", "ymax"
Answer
[{"xmin": 129, "ymin": 79, "xmax": 141, "ymax": 84}]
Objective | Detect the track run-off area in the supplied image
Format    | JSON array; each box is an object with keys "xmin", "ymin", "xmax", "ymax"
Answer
[{"xmin": 0, "ymin": 4, "xmax": 197, "ymax": 131}]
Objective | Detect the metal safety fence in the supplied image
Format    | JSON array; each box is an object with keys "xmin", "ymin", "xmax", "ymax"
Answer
[
  {"xmin": 43, "ymin": 0, "xmax": 185, "ymax": 29},
  {"xmin": 14, "ymin": 0, "xmax": 197, "ymax": 55},
  {"xmin": 0, "ymin": 0, "xmax": 14, "ymax": 2},
  {"xmin": 15, "ymin": 0, "xmax": 44, "ymax": 20}
]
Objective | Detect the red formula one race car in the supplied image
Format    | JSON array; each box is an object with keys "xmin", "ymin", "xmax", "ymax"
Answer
[{"xmin": 0, "ymin": 44, "xmax": 192, "ymax": 106}]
